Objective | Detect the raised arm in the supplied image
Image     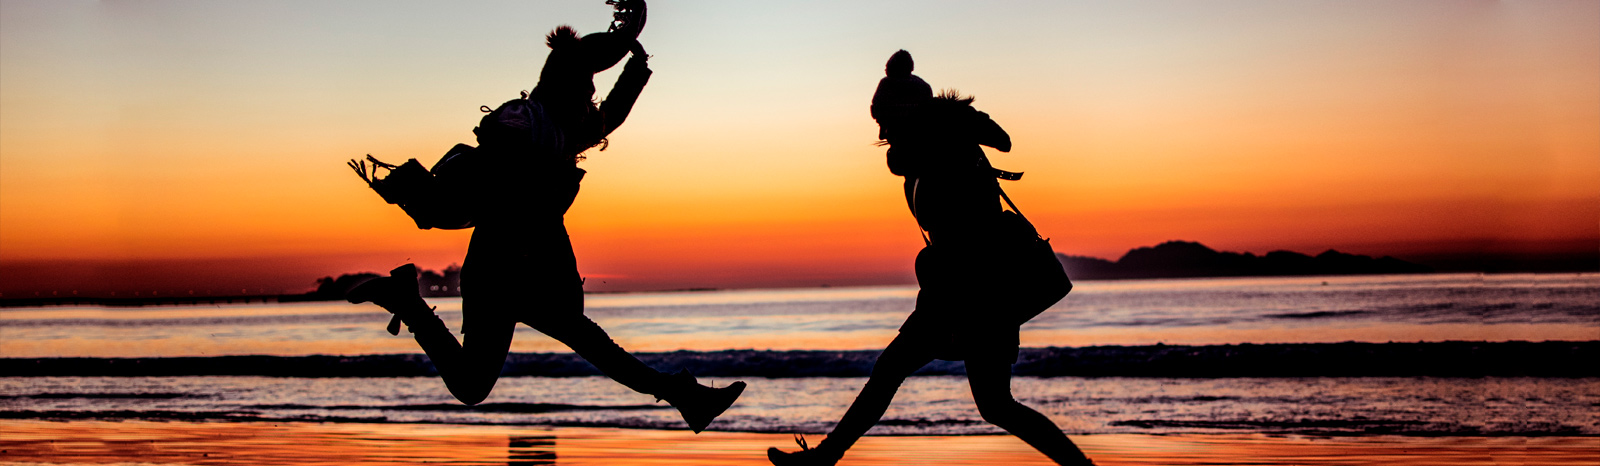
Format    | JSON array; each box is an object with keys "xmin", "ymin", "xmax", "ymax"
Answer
[{"xmin": 598, "ymin": 41, "xmax": 653, "ymax": 138}]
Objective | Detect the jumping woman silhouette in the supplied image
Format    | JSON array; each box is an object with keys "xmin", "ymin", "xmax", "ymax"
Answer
[
  {"xmin": 347, "ymin": 2, "xmax": 745, "ymax": 433},
  {"xmin": 766, "ymin": 50, "xmax": 1094, "ymax": 466}
]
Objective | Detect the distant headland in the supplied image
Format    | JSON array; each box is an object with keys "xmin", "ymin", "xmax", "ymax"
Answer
[
  {"xmin": 1058, "ymin": 240, "xmax": 1431, "ymax": 280},
  {"xmin": 0, "ymin": 240, "xmax": 1448, "ymax": 307},
  {"xmin": 300, "ymin": 241, "xmax": 1436, "ymax": 300}
]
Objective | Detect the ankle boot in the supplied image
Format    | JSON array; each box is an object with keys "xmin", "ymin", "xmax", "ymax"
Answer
[
  {"xmin": 347, "ymin": 264, "xmax": 437, "ymax": 335},
  {"xmin": 654, "ymin": 369, "xmax": 746, "ymax": 433}
]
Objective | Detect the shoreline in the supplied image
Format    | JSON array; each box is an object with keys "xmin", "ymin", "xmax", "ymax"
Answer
[
  {"xmin": 4, "ymin": 414, "xmax": 1599, "ymax": 438},
  {"xmin": 6, "ymin": 271, "xmax": 1593, "ymax": 309},
  {"xmin": 3, "ymin": 420, "xmax": 1595, "ymax": 465},
  {"xmin": 6, "ymin": 341, "xmax": 1597, "ymax": 378}
]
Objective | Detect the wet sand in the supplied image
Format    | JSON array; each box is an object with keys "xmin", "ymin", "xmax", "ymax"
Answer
[{"xmin": 2, "ymin": 420, "xmax": 1594, "ymax": 465}]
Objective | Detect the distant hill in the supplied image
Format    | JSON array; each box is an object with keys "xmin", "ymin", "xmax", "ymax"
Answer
[{"xmin": 1059, "ymin": 241, "xmax": 1431, "ymax": 280}]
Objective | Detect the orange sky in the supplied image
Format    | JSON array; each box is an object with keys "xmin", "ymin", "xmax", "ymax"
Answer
[{"xmin": 1, "ymin": 1, "xmax": 1596, "ymax": 293}]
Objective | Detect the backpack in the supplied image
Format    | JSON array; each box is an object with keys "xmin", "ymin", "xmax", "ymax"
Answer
[
  {"xmin": 351, "ymin": 93, "xmax": 569, "ymax": 230},
  {"xmin": 473, "ymin": 91, "xmax": 574, "ymax": 160},
  {"xmin": 348, "ymin": 143, "xmax": 479, "ymax": 230},
  {"xmin": 474, "ymin": 96, "xmax": 538, "ymax": 149}
]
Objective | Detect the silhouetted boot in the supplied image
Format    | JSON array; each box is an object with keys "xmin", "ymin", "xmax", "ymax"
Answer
[
  {"xmin": 767, "ymin": 435, "xmax": 841, "ymax": 466},
  {"xmin": 653, "ymin": 369, "xmax": 746, "ymax": 433},
  {"xmin": 346, "ymin": 264, "xmax": 446, "ymax": 336}
]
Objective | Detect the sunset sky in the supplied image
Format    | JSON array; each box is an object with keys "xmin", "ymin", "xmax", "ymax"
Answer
[{"xmin": 2, "ymin": 0, "xmax": 1596, "ymax": 293}]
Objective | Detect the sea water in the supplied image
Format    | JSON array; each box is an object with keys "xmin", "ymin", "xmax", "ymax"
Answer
[
  {"xmin": 2, "ymin": 375, "xmax": 1596, "ymax": 436},
  {"xmin": 1, "ymin": 273, "xmax": 1596, "ymax": 436},
  {"xmin": 3, "ymin": 273, "xmax": 1595, "ymax": 358}
]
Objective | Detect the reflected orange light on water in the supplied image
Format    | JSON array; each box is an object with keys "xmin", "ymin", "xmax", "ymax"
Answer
[
  {"xmin": 1019, "ymin": 323, "xmax": 1600, "ymax": 349},
  {"xmin": 2, "ymin": 420, "xmax": 1595, "ymax": 466}
]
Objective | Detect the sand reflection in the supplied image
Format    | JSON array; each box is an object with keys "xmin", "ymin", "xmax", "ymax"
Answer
[{"xmin": 2, "ymin": 420, "xmax": 1595, "ymax": 465}]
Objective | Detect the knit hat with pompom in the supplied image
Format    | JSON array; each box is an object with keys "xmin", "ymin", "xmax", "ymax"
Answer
[{"xmin": 871, "ymin": 50, "xmax": 933, "ymax": 137}]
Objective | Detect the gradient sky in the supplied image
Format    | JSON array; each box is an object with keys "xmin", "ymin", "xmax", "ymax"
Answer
[{"xmin": 2, "ymin": 0, "xmax": 1596, "ymax": 293}]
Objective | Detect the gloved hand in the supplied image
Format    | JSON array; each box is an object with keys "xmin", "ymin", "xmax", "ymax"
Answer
[{"xmin": 625, "ymin": 40, "xmax": 649, "ymax": 72}]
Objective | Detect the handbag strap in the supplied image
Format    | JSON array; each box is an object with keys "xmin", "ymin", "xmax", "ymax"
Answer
[
  {"xmin": 997, "ymin": 183, "xmax": 1024, "ymax": 218},
  {"xmin": 911, "ymin": 178, "xmax": 931, "ymax": 246},
  {"xmin": 908, "ymin": 167, "xmax": 1031, "ymax": 247},
  {"xmin": 982, "ymin": 154, "xmax": 1027, "ymax": 218}
]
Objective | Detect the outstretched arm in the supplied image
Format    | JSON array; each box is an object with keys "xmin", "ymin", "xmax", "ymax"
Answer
[{"xmin": 598, "ymin": 41, "xmax": 653, "ymax": 138}]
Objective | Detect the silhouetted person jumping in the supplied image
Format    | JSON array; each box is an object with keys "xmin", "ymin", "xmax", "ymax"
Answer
[
  {"xmin": 767, "ymin": 50, "xmax": 1093, "ymax": 466},
  {"xmin": 346, "ymin": 1, "xmax": 745, "ymax": 433}
]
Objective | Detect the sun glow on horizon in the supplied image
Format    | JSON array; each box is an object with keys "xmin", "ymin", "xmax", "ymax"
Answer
[{"xmin": 2, "ymin": 1, "xmax": 1595, "ymax": 292}]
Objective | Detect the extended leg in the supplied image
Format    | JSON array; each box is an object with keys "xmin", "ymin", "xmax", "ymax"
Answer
[
  {"xmin": 528, "ymin": 313, "xmax": 744, "ymax": 433},
  {"xmin": 966, "ymin": 358, "xmax": 1094, "ymax": 466},
  {"xmin": 819, "ymin": 334, "xmax": 935, "ymax": 454},
  {"xmin": 525, "ymin": 313, "xmax": 668, "ymax": 394},
  {"xmin": 769, "ymin": 333, "xmax": 935, "ymax": 465}
]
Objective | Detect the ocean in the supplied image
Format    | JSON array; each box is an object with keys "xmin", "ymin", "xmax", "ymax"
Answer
[{"xmin": 2, "ymin": 273, "xmax": 1597, "ymax": 437}]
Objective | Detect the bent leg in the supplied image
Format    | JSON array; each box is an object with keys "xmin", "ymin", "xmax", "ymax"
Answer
[
  {"xmin": 966, "ymin": 358, "xmax": 1093, "ymax": 466},
  {"xmin": 813, "ymin": 333, "xmax": 936, "ymax": 457},
  {"xmin": 346, "ymin": 263, "xmax": 514, "ymax": 406},
  {"xmin": 411, "ymin": 317, "xmax": 514, "ymax": 406}
]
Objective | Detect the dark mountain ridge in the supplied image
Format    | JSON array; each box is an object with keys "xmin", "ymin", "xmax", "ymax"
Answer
[{"xmin": 1059, "ymin": 241, "xmax": 1431, "ymax": 280}]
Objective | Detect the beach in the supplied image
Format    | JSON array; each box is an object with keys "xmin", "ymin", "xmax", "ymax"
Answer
[{"xmin": 4, "ymin": 420, "xmax": 1597, "ymax": 465}]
